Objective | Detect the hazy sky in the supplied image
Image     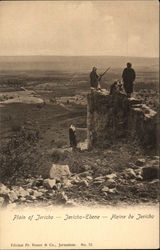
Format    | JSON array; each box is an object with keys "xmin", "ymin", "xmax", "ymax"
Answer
[{"xmin": 0, "ymin": 1, "xmax": 159, "ymax": 57}]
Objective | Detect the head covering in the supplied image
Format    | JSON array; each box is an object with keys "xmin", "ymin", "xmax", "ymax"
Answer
[
  {"xmin": 127, "ymin": 62, "xmax": 132, "ymax": 68},
  {"xmin": 70, "ymin": 124, "xmax": 76, "ymax": 131},
  {"xmin": 113, "ymin": 79, "xmax": 118, "ymax": 85},
  {"xmin": 92, "ymin": 66, "xmax": 97, "ymax": 71}
]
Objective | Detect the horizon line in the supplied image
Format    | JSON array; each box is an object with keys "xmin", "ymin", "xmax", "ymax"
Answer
[{"xmin": 0, "ymin": 54, "xmax": 158, "ymax": 59}]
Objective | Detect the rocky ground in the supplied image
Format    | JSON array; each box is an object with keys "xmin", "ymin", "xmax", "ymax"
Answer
[
  {"xmin": 0, "ymin": 144, "xmax": 159, "ymax": 209},
  {"xmin": 0, "ymin": 81, "xmax": 159, "ymax": 209}
]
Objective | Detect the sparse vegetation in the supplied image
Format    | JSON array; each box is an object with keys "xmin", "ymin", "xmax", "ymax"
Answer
[
  {"xmin": 0, "ymin": 127, "xmax": 40, "ymax": 184},
  {"xmin": 0, "ymin": 57, "xmax": 159, "ymax": 205}
]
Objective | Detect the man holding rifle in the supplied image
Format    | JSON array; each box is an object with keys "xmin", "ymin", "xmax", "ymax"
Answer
[{"xmin": 90, "ymin": 66, "xmax": 110, "ymax": 90}]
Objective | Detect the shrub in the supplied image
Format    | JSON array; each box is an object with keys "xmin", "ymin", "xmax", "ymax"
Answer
[{"xmin": 0, "ymin": 127, "xmax": 40, "ymax": 184}]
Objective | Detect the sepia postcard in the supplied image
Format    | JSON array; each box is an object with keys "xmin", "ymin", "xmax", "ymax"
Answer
[{"xmin": 0, "ymin": 0, "xmax": 159, "ymax": 249}]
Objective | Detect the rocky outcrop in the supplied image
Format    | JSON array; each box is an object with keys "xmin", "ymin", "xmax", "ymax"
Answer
[{"xmin": 87, "ymin": 90, "xmax": 158, "ymax": 149}]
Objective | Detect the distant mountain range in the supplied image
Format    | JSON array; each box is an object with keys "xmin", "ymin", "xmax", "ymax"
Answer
[{"xmin": 0, "ymin": 55, "xmax": 158, "ymax": 72}]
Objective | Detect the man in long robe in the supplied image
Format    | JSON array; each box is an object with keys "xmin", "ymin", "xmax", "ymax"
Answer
[
  {"xmin": 69, "ymin": 124, "xmax": 77, "ymax": 149},
  {"xmin": 122, "ymin": 62, "xmax": 136, "ymax": 97},
  {"xmin": 90, "ymin": 67, "xmax": 100, "ymax": 89}
]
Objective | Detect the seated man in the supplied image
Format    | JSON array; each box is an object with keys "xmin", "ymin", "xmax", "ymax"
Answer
[
  {"xmin": 109, "ymin": 81, "xmax": 118, "ymax": 95},
  {"xmin": 117, "ymin": 80, "xmax": 123, "ymax": 92}
]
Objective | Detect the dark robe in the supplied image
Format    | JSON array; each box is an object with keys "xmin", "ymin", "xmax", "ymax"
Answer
[
  {"xmin": 109, "ymin": 83, "xmax": 117, "ymax": 95},
  {"xmin": 69, "ymin": 127, "xmax": 77, "ymax": 147},
  {"xmin": 90, "ymin": 71, "xmax": 99, "ymax": 88},
  {"xmin": 122, "ymin": 68, "xmax": 136, "ymax": 94}
]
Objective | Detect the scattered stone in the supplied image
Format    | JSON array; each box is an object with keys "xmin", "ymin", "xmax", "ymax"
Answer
[
  {"xmin": 82, "ymin": 165, "xmax": 92, "ymax": 171},
  {"xmin": 32, "ymin": 178, "xmax": 43, "ymax": 187},
  {"xmin": 135, "ymin": 168, "xmax": 142, "ymax": 175},
  {"xmin": 106, "ymin": 173, "xmax": 117, "ymax": 179},
  {"xmin": 18, "ymin": 188, "xmax": 29, "ymax": 197},
  {"xmin": 124, "ymin": 168, "xmax": 137, "ymax": 179},
  {"xmin": 26, "ymin": 200, "xmax": 32, "ymax": 203},
  {"xmin": 136, "ymin": 158, "xmax": 146, "ymax": 166},
  {"xmin": 96, "ymin": 159, "xmax": 101, "ymax": 165},
  {"xmin": 56, "ymin": 183, "xmax": 62, "ymax": 190},
  {"xmin": 101, "ymin": 186, "xmax": 109, "ymax": 192},
  {"xmin": 43, "ymin": 179, "xmax": 56, "ymax": 189},
  {"xmin": 26, "ymin": 188, "xmax": 34, "ymax": 195},
  {"xmin": 148, "ymin": 159, "xmax": 159, "ymax": 167},
  {"xmin": 103, "ymin": 192, "xmax": 108, "ymax": 197},
  {"xmin": 129, "ymin": 98, "xmax": 142, "ymax": 105},
  {"xmin": 104, "ymin": 179, "xmax": 116, "ymax": 188},
  {"xmin": 50, "ymin": 164, "xmax": 71, "ymax": 180},
  {"xmin": 86, "ymin": 176, "xmax": 93, "ymax": 181},
  {"xmin": 108, "ymin": 188, "xmax": 117, "ymax": 194},
  {"xmin": 0, "ymin": 183, "xmax": 10, "ymax": 195},
  {"xmin": 153, "ymin": 156, "xmax": 159, "ymax": 161},
  {"xmin": 78, "ymin": 171, "xmax": 91, "ymax": 178},
  {"xmin": 11, "ymin": 187, "xmax": 29, "ymax": 197},
  {"xmin": 31, "ymin": 195, "xmax": 37, "ymax": 200},
  {"xmin": 57, "ymin": 192, "xmax": 68, "ymax": 203},
  {"xmin": 25, "ymin": 179, "xmax": 35, "ymax": 188},
  {"xmin": 70, "ymin": 176, "xmax": 81, "ymax": 184},
  {"xmin": 8, "ymin": 191, "xmax": 18, "ymax": 202},
  {"xmin": 94, "ymin": 176, "xmax": 105, "ymax": 181},
  {"xmin": 25, "ymin": 195, "xmax": 34, "ymax": 201},
  {"xmin": 46, "ymin": 190, "xmax": 56, "ymax": 198},
  {"xmin": 93, "ymin": 179, "xmax": 104, "ymax": 185},
  {"xmin": 63, "ymin": 180, "xmax": 73, "ymax": 189},
  {"xmin": 80, "ymin": 179, "xmax": 89, "ymax": 187},
  {"xmin": 38, "ymin": 188, "xmax": 47, "ymax": 193},
  {"xmin": 136, "ymin": 183, "xmax": 144, "ymax": 189},
  {"xmin": 33, "ymin": 190, "xmax": 43, "ymax": 198},
  {"xmin": 136, "ymin": 175, "xmax": 143, "ymax": 181},
  {"xmin": 142, "ymin": 165, "xmax": 159, "ymax": 180},
  {"xmin": 149, "ymin": 179, "xmax": 159, "ymax": 185},
  {"xmin": 20, "ymin": 197, "xmax": 26, "ymax": 202}
]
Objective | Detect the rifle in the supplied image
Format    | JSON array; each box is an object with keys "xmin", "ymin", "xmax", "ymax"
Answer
[{"xmin": 99, "ymin": 67, "xmax": 111, "ymax": 81}]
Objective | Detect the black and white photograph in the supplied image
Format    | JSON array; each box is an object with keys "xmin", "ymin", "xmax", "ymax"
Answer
[{"xmin": 0, "ymin": 0, "xmax": 159, "ymax": 249}]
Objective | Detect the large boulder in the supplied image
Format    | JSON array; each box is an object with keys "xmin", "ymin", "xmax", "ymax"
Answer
[{"xmin": 49, "ymin": 164, "xmax": 71, "ymax": 180}]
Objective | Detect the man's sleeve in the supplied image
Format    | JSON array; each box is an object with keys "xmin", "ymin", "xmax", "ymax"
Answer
[
  {"xmin": 95, "ymin": 72, "xmax": 100, "ymax": 79},
  {"xmin": 133, "ymin": 69, "xmax": 136, "ymax": 81},
  {"xmin": 122, "ymin": 69, "xmax": 125, "ymax": 79}
]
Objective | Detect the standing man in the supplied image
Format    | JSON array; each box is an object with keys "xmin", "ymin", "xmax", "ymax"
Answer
[
  {"xmin": 69, "ymin": 124, "xmax": 77, "ymax": 150},
  {"xmin": 122, "ymin": 62, "xmax": 136, "ymax": 97},
  {"xmin": 90, "ymin": 66, "xmax": 101, "ymax": 90}
]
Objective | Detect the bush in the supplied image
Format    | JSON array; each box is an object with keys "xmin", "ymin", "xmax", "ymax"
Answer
[{"xmin": 0, "ymin": 127, "xmax": 40, "ymax": 184}]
